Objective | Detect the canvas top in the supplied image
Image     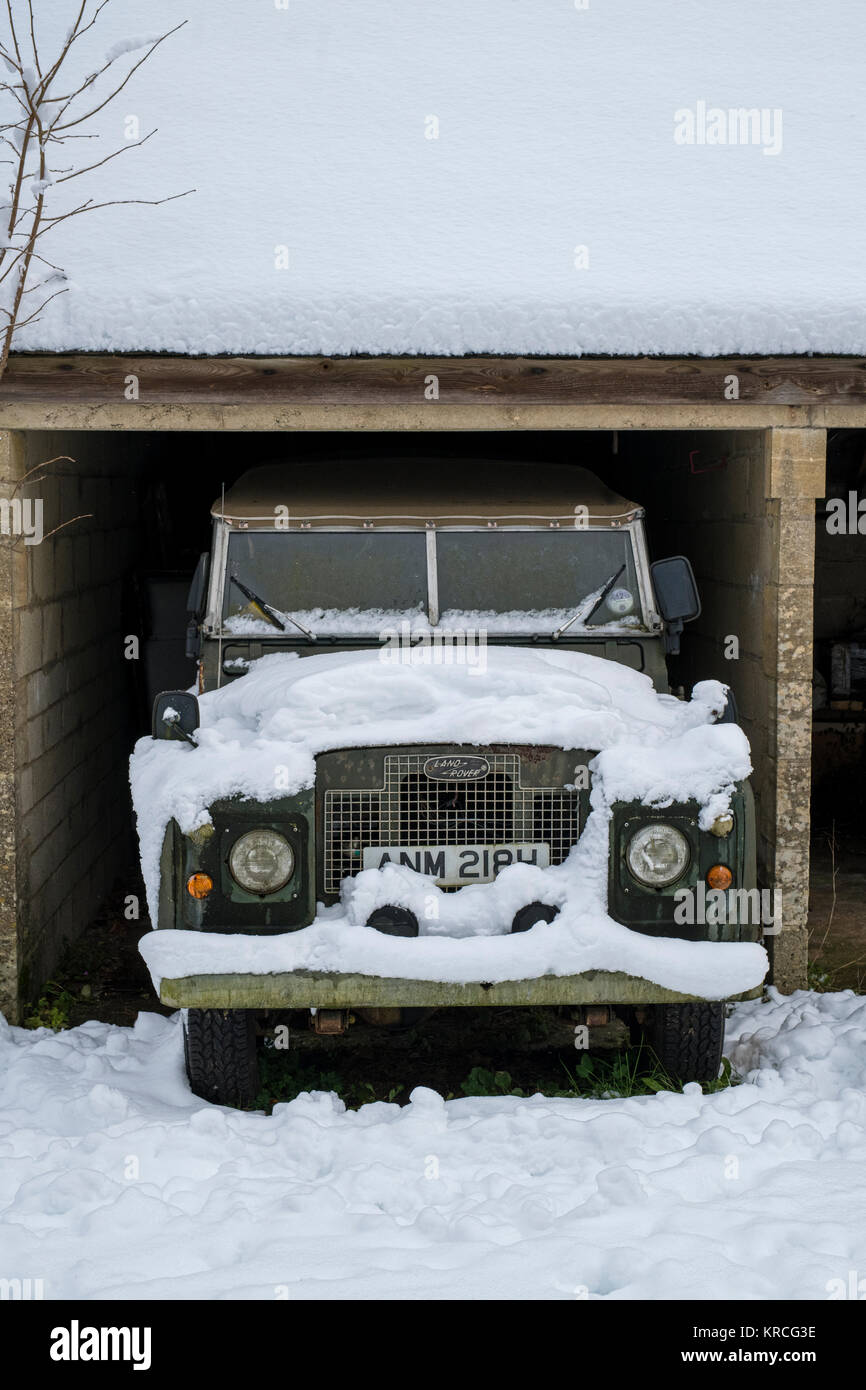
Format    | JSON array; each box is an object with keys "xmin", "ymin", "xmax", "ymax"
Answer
[{"xmin": 212, "ymin": 461, "xmax": 641, "ymax": 528}]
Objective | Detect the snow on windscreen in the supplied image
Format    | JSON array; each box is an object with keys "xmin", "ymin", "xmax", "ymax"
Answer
[
  {"xmin": 224, "ymin": 607, "xmax": 644, "ymax": 637},
  {"xmin": 131, "ymin": 648, "xmax": 764, "ymax": 996}
]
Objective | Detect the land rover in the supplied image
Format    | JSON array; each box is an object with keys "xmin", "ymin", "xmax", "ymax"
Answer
[{"xmin": 146, "ymin": 460, "xmax": 760, "ymax": 1106}]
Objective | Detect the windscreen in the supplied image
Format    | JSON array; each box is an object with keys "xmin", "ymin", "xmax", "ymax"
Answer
[
  {"xmin": 220, "ymin": 527, "xmax": 643, "ymax": 634},
  {"xmin": 435, "ymin": 529, "xmax": 642, "ymax": 627},
  {"xmin": 222, "ymin": 531, "xmax": 428, "ymax": 631}
]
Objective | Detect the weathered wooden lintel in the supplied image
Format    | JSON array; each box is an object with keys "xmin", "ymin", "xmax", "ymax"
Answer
[{"xmin": 1, "ymin": 354, "xmax": 866, "ymax": 430}]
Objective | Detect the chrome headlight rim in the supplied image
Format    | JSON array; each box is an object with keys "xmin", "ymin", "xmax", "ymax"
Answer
[
  {"xmin": 228, "ymin": 827, "xmax": 295, "ymax": 895},
  {"xmin": 626, "ymin": 821, "xmax": 691, "ymax": 888}
]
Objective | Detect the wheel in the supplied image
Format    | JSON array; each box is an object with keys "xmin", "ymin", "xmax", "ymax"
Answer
[
  {"xmin": 650, "ymin": 1002, "xmax": 725, "ymax": 1085},
  {"xmin": 183, "ymin": 1008, "xmax": 259, "ymax": 1107}
]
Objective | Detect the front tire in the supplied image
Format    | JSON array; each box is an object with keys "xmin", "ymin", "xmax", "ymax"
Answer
[
  {"xmin": 650, "ymin": 1002, "xmax": 725, "ymax": 1085},
  {"xmin": 183, "ymin": 1008, "xmax": 259, "ymax": 1107}
]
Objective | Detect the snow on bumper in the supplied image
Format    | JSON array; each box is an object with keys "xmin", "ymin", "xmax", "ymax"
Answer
[{"xmin": 140, "ymin": 911, "xmax": 768, "ymax": 1007}]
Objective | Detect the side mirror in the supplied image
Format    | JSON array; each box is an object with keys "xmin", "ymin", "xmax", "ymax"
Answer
[
  {"xmin": 152, "ymin": 691, "xmax": 200, "ymax": 744},
  {"xmin": 716, "ymin": 687, "xmax": 739, "ymax": 724},
  {"xmin": 651, "ymin": 556, "xmax": 701, "ymax": 623},
  {"xmin": 185, "ymin": 553, "xmax": 210, "ymax": 662},
  {"xmin": 186, "ymin": 552, "xmax": 210, "ymax": 619},
  {"xmin": 651, "ymin": 556, "xmax": 701, "ymax": 656}
]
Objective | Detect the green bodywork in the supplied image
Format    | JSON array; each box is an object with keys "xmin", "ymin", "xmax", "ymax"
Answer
[
  {"xmin": 156, "ymin": 733, "xmax": 760, "ymax": 1009},
  {"xmin": 203, "ymin": 632, "xmax": 669, "ymax": 692}
]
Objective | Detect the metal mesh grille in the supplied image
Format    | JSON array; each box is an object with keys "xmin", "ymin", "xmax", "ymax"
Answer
[{"xmin": 323, "ymin": 752, "xmax": 579, "ymax": 893}]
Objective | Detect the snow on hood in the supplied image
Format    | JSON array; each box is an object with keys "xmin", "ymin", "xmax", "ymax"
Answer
[{"xmin": 132, "ymin": 648, "xmax": 763, "ymax": 996}]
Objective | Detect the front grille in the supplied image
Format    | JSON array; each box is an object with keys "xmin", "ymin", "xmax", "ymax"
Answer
[{"xmin": 323, "ymin": 751, "xmax": 579, "ymax": 894}]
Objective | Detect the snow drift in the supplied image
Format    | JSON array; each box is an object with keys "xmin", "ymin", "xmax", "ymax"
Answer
[{"xmin": 1, "ymin": 990, "xmax": 865, "ymax": 1300}]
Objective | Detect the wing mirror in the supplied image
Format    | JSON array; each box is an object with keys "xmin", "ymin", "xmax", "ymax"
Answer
[
  {"xmin": 152, "ymin": 691, "xmax": 200, "ymax": 745},
  {"xmin": 650, "ymin": 556, "xmax": 701, "ymax": 654},
  {"xmin": 716, "ymin": 687, "xmax": 739, "ymax": 724},
  {"xmin": 186, "ymin": 552, "xmax": 210, "ymax": 661}
]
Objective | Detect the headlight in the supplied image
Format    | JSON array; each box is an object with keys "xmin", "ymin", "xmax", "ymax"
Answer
[
  {"xmin": 626, "ymin": 823, "xmax": 690, "ymax": 886},
  {"xmin": 229, "ymin": 829, "xmax": 295, "ymax": 894}
]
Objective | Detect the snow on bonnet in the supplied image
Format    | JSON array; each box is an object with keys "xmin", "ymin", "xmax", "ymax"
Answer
[{"xmin": 133, "ymin": 647, "xmax": 767, "ymax": 997}]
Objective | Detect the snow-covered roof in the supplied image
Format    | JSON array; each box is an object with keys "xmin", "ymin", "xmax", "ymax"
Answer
[
  {"xmin": 14, "ymin": 2, "xmax": 866, "ymax": 358},
  {"xmin": 214, "ymin": 462, "xmax": 640, "ymax": 526}
]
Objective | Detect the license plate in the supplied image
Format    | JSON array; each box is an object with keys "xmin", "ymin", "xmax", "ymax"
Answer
[{"xmin": 361, "ymin": 843, "xmax": 550, "ymax": 885}]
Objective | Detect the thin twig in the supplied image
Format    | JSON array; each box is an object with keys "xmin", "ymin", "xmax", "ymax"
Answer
[
  {"xmin": 0, "ymin": 1, "xmax": 190, "ymax": 380},
  {"xmin": 817, "ymin": 821, "xmax": 839, "ymax": 954},
  {"xmin": 12, "ymin": 454, "xmax": 75, "ymax": 492}
]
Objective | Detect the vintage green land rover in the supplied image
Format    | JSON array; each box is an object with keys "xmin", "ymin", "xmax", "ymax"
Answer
[{"xmin": 150, "ymin": 460, "xmax": 759, "ymax": 1106}]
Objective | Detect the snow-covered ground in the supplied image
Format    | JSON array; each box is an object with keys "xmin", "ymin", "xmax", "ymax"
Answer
[
  {"xmin": 1, "ymin": 989, "xmax": 865, "ymax": 1300},
  {"xmin": 10, "ymin": 1, "xmax": 866, "ymax": 357}
]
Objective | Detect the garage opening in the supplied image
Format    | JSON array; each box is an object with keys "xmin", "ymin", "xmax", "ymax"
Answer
[
  {"xmin": 810, "ymin": 429, "xmax": 866, "ymax": 990},
  {"xmin": 4, "ymin": 426, "xmax": 781, "ymax": 1015}
]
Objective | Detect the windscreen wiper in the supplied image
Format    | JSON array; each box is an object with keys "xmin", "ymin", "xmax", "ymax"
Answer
[
  {"xmin": 229, "ymin": 575, "xmax": 316, "ymax": 640},
  {"xmin": 552, "ymin": 564, "xmax": 626, "ymax": 640}
]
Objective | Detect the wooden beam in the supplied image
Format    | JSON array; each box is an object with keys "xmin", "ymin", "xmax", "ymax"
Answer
[{"xmin": 1, "ymin": 353, "xmax": 866, "ymax": 408}]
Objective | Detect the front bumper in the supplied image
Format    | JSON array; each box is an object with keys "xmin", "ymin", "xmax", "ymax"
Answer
[{"xmin": 159, "ymin": 969, "xmax": 762, "ymax": 1010}]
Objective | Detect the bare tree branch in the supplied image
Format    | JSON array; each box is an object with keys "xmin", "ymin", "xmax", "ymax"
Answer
[
  {"xmin": 55, "ymin": 126, "xmax": 156, "ymax": 183},
  {"xmin": 9, "ymin": 512, "xmax": 94, "ymax": 546},
  {"xmin": 0, "ymin": 1, "xmax": 191, "ymax": 380},
  {"xmin": 26, "ymin": 0, "xmax": 40, "ymax": 79},
  {"xmin": 4, "ymin": 1, "xmax": 23, "ymax": 71},
  {"xmin": 12, "ymin": 454, "xmax": 76, "ymax": 492},
  {"xmin": 52, "ymin": 22, "xmax": 187, "ymax": 133}
]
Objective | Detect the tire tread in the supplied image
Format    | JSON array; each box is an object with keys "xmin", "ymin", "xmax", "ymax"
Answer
[
  {"xmin": 652, "ymin": 1002, "xmax": 725, "ymax": 1084},
  {"xmin": 184, "ymin": 1008, "xmax": 259, "ymax": 1107}
]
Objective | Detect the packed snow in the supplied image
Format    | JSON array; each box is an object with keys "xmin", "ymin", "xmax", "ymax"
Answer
[
  {"xmin": 10, "ymin": 1, "xmax": 866, "ymax": 357},
  {"xmin": 1, "ymin": 989, "xmax": 865, "ymax": 1300},
  {"xmin": 131, "ymin": 647, "xmax": 765, "ymax": 997},
  {"xmin": 224, "ymin": 606, "xmax": 644, "ymax": 638}
]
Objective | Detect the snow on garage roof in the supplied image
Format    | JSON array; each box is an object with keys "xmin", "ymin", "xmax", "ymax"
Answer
[
  {"xmin": 13, "ymin": 1, "xmax": 866, "ymax": 358},
  {"xmin": 213, "ymin": 462, "xmax": 641, "ymax": 526}
]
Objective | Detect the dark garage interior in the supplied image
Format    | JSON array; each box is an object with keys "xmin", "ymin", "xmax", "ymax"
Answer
[
  {"xmin": 5, "ymin": 425, "xmax": 847, "ymax": 1015},
  {"xmin": 809, "ymin": 429, "xmax": 866, "ymax": 991}
]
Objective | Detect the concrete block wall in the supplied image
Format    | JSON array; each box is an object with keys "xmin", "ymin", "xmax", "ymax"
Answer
[
  {"xmin": 0, "ymin": 429, "xmax": 150, "ymax": 1019},
  {"xmin": 765, "ymin": 429, "xmax": 826, "ymax": 988},
  {"xmin": 613, "ymin": 429, "xmax": 771, "ymax": 794},
  {"xmin": 612, "ymin": 428, "xmax": 825, "ymax": 990}
]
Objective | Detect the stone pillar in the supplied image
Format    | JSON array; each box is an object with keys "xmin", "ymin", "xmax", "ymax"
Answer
[
  {"xmin": 0, "ymin": 430, "xmax": 26, "ymax": 1022},
  {"xmin": 764, "ymin": 427, "xmax": 825, "ymax": 992}
]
